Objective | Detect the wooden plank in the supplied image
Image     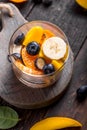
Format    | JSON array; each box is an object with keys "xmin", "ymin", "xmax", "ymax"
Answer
[
  {"xmin": 27, "ymin": 0, "xmax": 87, "ymax": 57},
  {"xmin": 0, "ymin": 1, "xmax": 86, "ymax": 130},
  {"xmin": 19, "ymin": 0, "xmax": 35, "ymax": 18},
  {"xmin": 0, "ymin": 0, "xmax": 34, "ymax": 18}
]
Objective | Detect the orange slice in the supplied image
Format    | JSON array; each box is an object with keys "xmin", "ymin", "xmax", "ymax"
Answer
[
  {"xmin": 21, "ymin": 47, "xmax": 43, "ymax": 75},
  {"xmin": 15, "ymin": 60, "xmax": 31, "ymax": 73},
  {"xmin": 22, "ymin": 47, "xmax": 38, "ymax": 68},
  {"xmin": 40, "ymin": 29, "xmax": 55, "ymax": 45},
  {"xmin": 15, "ymin": 59, "xmax": 43, "ymax": 75}
]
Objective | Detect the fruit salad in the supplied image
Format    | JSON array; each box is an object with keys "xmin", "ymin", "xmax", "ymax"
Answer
[{"xmin": 11, "ymin": 26, "xmax": 68, "ymax": 76}]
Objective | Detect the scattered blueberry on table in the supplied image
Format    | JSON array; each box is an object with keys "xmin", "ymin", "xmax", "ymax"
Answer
[
  {"xmin": 32, "ymin": 0, "xmax": 42, "ymax": 4},
  {"xmin": 32, "ymin": 0, "xmax": 52, "ymax": 7},
  {"xmin": 42, "ymin": 0, "xmax": 52, "ymax": 7},
  {"xmin": 76, "ymin": 85, "xmax": 87, "ymax": 102}
]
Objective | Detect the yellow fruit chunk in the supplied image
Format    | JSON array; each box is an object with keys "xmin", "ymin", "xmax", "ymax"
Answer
[
  {"xmin": 9, "ymin": 0, "xmax": 27, "ymax": 3},
  {"xmin": 39, "ymin": 48, "xmax": 51, "ymax": 64},
  {"xmin": 23, "ymin": 26, "xmax": 43, "ymax": 46},
  {"xmin": 39, "ymin": 48, "xmax": 44, "ymax": 58},
  {"xmin": 76, "ymin": 0, "xmax": 87, "ymax": 9},
  {"xmin": 52, "ymin": 60, "xmax": 64, "ymax": 70},
  {"xmin": 30, "ymin": 117, "xmax": 82, "ymax": 130},
  {"xmin": 44, "ymin": 29, "xmax": 55, "ymax": 38}
]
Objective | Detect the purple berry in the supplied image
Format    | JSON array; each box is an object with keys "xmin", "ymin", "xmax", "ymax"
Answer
[{"xmin": 26, "ymin": 42, "xmax": 40, "ymax": 56}]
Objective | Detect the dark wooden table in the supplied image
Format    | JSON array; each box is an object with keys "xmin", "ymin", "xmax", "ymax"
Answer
[{"xmin": 0, "ymin": 0, "xmax": 87, "ymax": 130}]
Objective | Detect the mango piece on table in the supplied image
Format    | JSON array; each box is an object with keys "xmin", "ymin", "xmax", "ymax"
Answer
[
  {"xmin": 76, "ymin": 0, "xmax": 87, "ymax": 9},
  {"xmin": 30, "ymin": 117, "xmax": 82, "ymax": 130}
]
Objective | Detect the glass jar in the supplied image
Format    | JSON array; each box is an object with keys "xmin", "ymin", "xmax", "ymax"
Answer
[{"xmin": 9, "ymin": 21, "xmax": 70, "ymax": 88}]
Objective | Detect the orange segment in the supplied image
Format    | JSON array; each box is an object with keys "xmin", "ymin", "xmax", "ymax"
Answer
[
  {"xmin": 44, "ymin": 29, "xmax": 55, "ymax": 37},
  {"xmin": 40, "ymin": 29, "xmax": 55, "ymax": 45},
  {"xmin": 15, "ymin": 60, "xmax": 31, "ymax": 73},
  {"xmin": 39, "ymin": 47, "xmax": 52, "ymax": 64},
  {"xmin": 21, "ymin": 47, "xmax": 43, "ymax": 75},
  {"xmin": 22, "ymin": 47, "xmax": 37, "ymax": 69},
  {"xmin": 23, "ymin": 26, "xmax": 43, "ymax": 46},
  {"xmin": 15, "ymin": 59, "xmax": 43, "ymax": 75}
]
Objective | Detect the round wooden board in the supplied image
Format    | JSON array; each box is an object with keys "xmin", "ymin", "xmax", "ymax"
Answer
[{"xmin": 0, "ymin": 3, "xmax": 74, "ymax": 109}]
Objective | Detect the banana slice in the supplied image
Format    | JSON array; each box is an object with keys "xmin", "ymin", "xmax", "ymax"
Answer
[{"xmin": 42, "ymin": 37, "xmax": 66, "ymax": 60}]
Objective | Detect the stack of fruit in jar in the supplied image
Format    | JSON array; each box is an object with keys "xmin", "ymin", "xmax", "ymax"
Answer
[{"xmin": 11, "ymin": 26, "xmax": 68, "ymax": 75}]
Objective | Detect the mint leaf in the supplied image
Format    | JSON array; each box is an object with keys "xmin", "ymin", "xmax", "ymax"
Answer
[{"xmin": 0, "ymin": 106, "xmax": 20, "ymax": 129}]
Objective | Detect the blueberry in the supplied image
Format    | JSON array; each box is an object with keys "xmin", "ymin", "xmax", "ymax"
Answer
[
  {"xmin": 32, "ymin": 0, "xmax": 42, "ymax": 4},
  {"xmin": 76, "ymin": 85, "xmax": 87, "ymax": 102},
  {"xmin": 35, "ymin": 57, "xmax": 46, "ymax": 70},
  {"xmin": 43, "ymin": 64, "xmax": 55, "ymax": 74},
  {"xmin": 8, "ymin": 53, "xmax": 22, "ymax": 62},
  {"xmin": 42, "ymin": 0, "xmax": 52, "ymax": 6},
  {"xmin": 26, "ymin": 42, "xmax": 40, "ymax": 55},
  {"xmin": 14, "ymin": 33, "xmax": 25, "ymax": 45}
]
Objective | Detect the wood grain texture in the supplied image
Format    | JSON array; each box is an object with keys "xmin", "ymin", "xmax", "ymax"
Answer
[{"xmin": 0, "ymin": 0, "xmax": 86, "ymax": 130}]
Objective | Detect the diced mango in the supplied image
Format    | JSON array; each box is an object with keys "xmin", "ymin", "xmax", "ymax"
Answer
[
  {"xmin": 39, "ymin": 48, "xmax": 44, "ymax": 57},
  {"xmin": 39, "ymin": 48, "xmax": 51, "ymax": 64},
  {"xmin": 52, "ymin": 60, "xmax": 64, "ymax": 71},
  {"xmin": 23, "ymin": 26, "xmax": 43, "ymax": 46}
]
